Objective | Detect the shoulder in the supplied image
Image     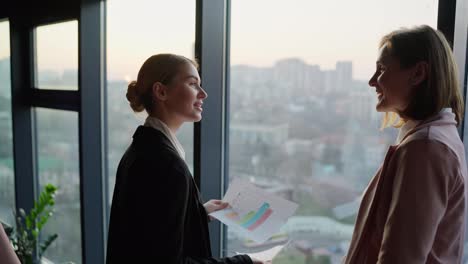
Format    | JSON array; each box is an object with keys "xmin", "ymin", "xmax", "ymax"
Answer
[
  {"xmin": 131, "ymin": 126, "xmax": 180, "ymax": 161},
  {"xmin": 397, "ymin": 138, "xmax": 457, "ymax": 165},
  {"xmin": 121, "ymin": 127, "xmax": 191, "ymax": 183},
  {"xmin": 401, "ymin": 123, "xmax": 465, "ymax": 168},
  {"xmin": 405, "ymin": 124, "xmax": 463, "ymax": 158},
  {"xmin": 394, "ymin": 139, "xmax": 463, "ymax": 185}
]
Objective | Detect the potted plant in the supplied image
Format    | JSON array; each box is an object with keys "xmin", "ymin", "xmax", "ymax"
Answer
[{"xmin": 2, "ymin": 184, "xmax": 58, "ymax": 264}]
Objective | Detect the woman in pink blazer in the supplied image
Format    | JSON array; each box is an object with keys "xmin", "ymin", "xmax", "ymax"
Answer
[
  {"xmin": 0, "ymin": 224, "xmax": 20, "ymax": 264},
  {"xmin": 344, "ymin": 25, "xmax": 467, "ymax": 263}
]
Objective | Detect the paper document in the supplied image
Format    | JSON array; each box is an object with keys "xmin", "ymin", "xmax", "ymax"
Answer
[
  {"xmin": 237, "ymin": 243, "xmax": 287, "ymax": 262},
  {"xmin": 209, "ymin": 179, "xmax": 298, "ymax": 243}
]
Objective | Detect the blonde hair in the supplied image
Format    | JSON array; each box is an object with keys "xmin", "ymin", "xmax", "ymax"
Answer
[
  {"xmin": 126, "ymin": 54, "xmax": 198, "ymax": 113},
  {"xmin": 379, "ymin": 25, "xmax": 464, "ymax": 129}
]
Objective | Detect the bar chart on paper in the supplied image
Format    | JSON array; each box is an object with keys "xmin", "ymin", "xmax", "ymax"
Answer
[
  {"xmin": 210, "ymin": 179, "xmax": 298, "ymax": 243},
  {"xmin": 226, "ymin": 202, "xmax": 273, "ymax": 231}
]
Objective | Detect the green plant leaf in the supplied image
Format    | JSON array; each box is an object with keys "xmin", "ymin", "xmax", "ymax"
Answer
[
  {"xmin": 9, "ymin": 184, "xmax": 58, "ymax": 263},
  {"xmin": 39, "ymin": 234, "xmax": 58, "ymax": 257},
  {"xmin": 45, "ymin": 184, "xmax": 57, "ymax": 193}
]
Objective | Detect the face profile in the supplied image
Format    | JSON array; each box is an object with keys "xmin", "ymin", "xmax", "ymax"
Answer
[
  {"xmin": 154, "ymin": 62, "xmax": 207, "ymax": 124},
  {"xmin": 125, "ymin": 54, "xmax": 207, "ymax": 131},
  {"xmin": 368, "ymin": 45, "xmax": 427, "ymax": 115}
]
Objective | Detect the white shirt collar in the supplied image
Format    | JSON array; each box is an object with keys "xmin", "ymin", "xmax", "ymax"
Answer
[
  {"xmin": 144, "ymin": 116, "xmax": 186, "ymax": 160},
  {"xmin": 396, "ymin": 119, "xmax": 420, "ymax": 144},
  {"xmin": 396, "ymin": 108, "xmax": 452, "ymax": 144}
]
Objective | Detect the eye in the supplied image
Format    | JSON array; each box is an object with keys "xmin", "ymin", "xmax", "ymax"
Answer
[{"xmin": 377, "ymin": 64, "xmax": 387, "ymax": 73}]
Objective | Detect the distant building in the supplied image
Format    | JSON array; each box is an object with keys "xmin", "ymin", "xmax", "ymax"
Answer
[
  {"xmin": 323, "ymin": 69, "xmax": 337, "ymax": 93},
  {"xmin": 349, "ymin": 81, "xmax": 376, "ymax": 122},
  {"xmin": 230, "ymin": 123, "xmax": 289, "ymax": 145},
  {"xmin": 336, "ymin": 61, "xmax": 353, "ymax": 91}
]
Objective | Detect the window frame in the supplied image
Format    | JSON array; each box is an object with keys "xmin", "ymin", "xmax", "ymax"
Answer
[{"xmin": 6, "ymin": 0, "xmax": 107, "ymax": 263}]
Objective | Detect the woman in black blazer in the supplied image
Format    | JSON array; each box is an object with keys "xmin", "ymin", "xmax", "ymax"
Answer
[{"xmin": 106, "ymin": 54, "xmax": 263, "ymax": 264}]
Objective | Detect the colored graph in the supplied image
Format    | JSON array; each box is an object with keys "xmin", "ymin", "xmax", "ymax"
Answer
[{"xmin": 225, "ymin": 202, "xmax": 273, "ymax": 231}]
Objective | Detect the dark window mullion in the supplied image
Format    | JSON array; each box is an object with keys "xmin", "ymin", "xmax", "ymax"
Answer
[
  {"xmin": 29, "ymin": 89, "xmax": 80, "ymax": 111},
  {"xmin": 452, "ymin": 0, "xmax": 468, "ymax": 142},
  {"xmin": 79, "ymin": 0, "xmax": 107, "ymax": 263},
  {"xmin": 195, "ymin": 0, "xmax": 229, "ymax": 258},
  {"xmin": 10, "ymin": 15, "xmax": 38, "ymax": 258}
]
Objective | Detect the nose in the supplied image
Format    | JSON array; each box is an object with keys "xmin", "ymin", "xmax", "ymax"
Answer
[
  {"xmin": 368, "ymin": 72, "xmax": 378, "ymax": 87},
  {"xmin": 198, "ymin": 86, "xmax": 208, "ymax": 99}
]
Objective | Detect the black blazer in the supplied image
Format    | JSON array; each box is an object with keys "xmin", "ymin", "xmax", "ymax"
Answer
[{"xmin": 106, "ymin": 126, "xmax": 252, "ymax": 264}]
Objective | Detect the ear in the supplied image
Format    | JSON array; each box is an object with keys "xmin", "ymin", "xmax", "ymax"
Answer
[
  {"xmin": 410, "ymin": 61, "xmax": 428, "ymax": 87},
  {"xmin": 152, "ymin": 82, "xmax": 168, "ymax": 101}
]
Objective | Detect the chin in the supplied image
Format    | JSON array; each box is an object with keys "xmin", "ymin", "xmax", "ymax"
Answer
[
  {"xmin": 376, "ymin": 105, "xmax": 386, "ymax": 112},
  {"xmin": 376, "ymin": 102, "xmax": 390, "ymax": 112},
  {"xmin": 190, "ymin": 114, "xmax": 202, "ymax": 122}
]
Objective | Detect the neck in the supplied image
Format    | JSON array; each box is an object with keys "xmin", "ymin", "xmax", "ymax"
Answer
[{"xmin": 149, "ymin": 110, "xmax": 183, "ymax": 134}]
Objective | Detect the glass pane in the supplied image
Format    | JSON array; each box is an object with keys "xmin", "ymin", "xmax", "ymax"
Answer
[
  {"xmin": 227, "ymin": 0, "xmax": 438, "ymax": 262},
  {"xmin": 35, "ymin": 21, "xmax": 78, "ymax": 90},
  {"xmin": 106, "ymin": 0, "xmax": 196, "ymax": 202},
  {"xmin": 36, "ymin": 108, "xmax": 81, "ymax": 263},
  {"xmin": 0, "ymin": 20, "xmax": 15, "ymax": 225}
]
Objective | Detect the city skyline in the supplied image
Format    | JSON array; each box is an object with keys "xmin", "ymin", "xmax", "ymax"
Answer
[
  {"xmin": 0, "ymin": 55, "xmax": 372, "ymax": 86},
  {"xmin": 0, "ymin": 0, "xmax": 438, "ymax": 81}
]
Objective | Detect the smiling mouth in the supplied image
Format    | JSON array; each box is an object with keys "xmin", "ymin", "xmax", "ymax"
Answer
[{"xmin": 194, "ymin": 103, "xmax": 203, "ymax": 111}]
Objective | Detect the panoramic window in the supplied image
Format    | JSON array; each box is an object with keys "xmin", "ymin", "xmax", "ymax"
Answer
[
  {"xmin": 36, "ymin": 108, "xmax": 81, "ymax": 263},
  {"xmin": 35, "ymin": 21, "xmax": 78, "ymax": 90},
  {"xmin": 227, "ymin": 0, "xmax": 438, "ymax": 262}
]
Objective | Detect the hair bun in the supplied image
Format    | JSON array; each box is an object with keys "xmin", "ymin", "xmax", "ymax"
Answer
[{"xmin": 126, "ymin": 81, "xmax": 145, "ymax": 112}]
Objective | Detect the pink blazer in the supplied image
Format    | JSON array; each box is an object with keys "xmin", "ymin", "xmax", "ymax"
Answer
[{"xmin": 344, "ymin": 111, "xmax": 467, "ymax": 264}]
